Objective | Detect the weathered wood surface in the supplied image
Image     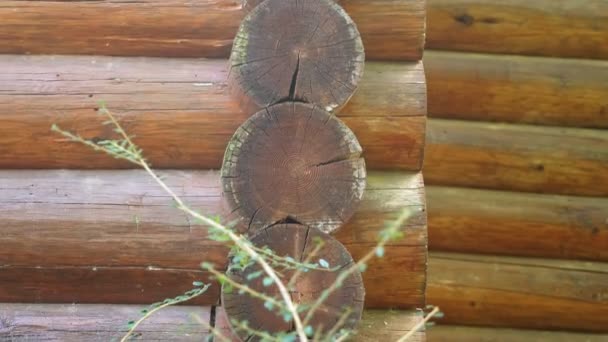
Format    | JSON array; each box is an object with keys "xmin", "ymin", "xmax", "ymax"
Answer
[
  {"xmin": 0, "ymin": 303, "xmax": 425, "ymax": 342},
  {"xmin": 222, "ymin": 225, "xmax": 364, "ymax": 339},
  {"xmin": 0, "ymin": 0, "xmax": 425, "ymax": 61},
  {"xmin": 228, "ymin": 0, "xmax": 364, "ymax": 112},
  {"xmin": 425, "ymin": 51, "xmax": 608, "ymax": 128},
  {"xmin": 222, "ymin": 103, "xmax": 365, "ymax": 234},
  {"xmin": 427, "ymin": 0, "xmax": 608, "ymax": 59},
  {"xmin": 0, "ymin": 170, "xmax": 427, "ymax": 308},
  {"xmin": 0, "ymin": 305, "xmax": 424, "ymax": 342},
  {"xmin": 427, "ymin": 186, "xmax": 608, "ymax": 261},
  {"xmin": 356, "ymin": 310, "xmax": 425, "ymax": 342},
  {"xmin": 428, "ymin": 325, "xmax": 608, "ymax": 342},
  {"xmin": 0, "ymin": 304, "xmax": 212, "ymax": 342},
  {"xmin": 427, "ymin": 253, "xmax": 608, "ymax": 332},
  {"xmin": 425, "ymin": 119, "xmax": 608, "ymax": 196},
  {"xmin": 0, "ymin": 55, "xmax": 426, "ymax": 171},
  {"xmin": 216, "ymin": 307, "xmax": 426, "ymax": 341}
]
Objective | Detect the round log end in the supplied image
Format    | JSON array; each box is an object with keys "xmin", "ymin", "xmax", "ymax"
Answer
[
  {"xmin": 222, "ymin": 224, "xmax": 365, "ymax": 340},
  {"xmin": 221, "ymin": 102, "xmax": 366, "ymax": 234},
  {"xmin": 229, "ymin": 0, "xmax": 365, "ymax": 112}
]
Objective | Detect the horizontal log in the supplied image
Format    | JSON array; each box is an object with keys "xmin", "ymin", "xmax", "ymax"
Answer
[
  {"xmin": 0, "ymin": 55, "xmax": 426, "ymax": 171},
  {"xmin": 0, "ymin": 170, "xmax": 427, "ymax": 308},
  {"xmin": 424, "ymin": 119, "xmax": 608, "ymax": 196},
  {"xmin": 427, "ymin": 186, "xmax": 608, "ymax": 261},
  {"xmin": 0, "ymin": 304, "xmax": 211, "ymax": 341},
  {"xmin": 0, "ymin": 305, "xmax": 424, "ymax": 342},
  {"xmin": 427, "ymin": 253, "xmax": 608, "ymax": 332},
  {"xmin": 0, "ymin": 0, "xmax": 426, "ymax": 61},
  {"xmin": 428, "ymin": 325, "xmax": 608, "ymax": 342},
  {"xmin": 425, "ymin": 51, "xmax": 608, "ymax": 128},
  {"xmin": 427, "ymin": 0, "xmax": 608, "ymax": 59}
]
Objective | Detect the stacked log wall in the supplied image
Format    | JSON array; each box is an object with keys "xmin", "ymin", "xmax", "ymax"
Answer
[{"xmin": 424, "ymin": 0, "xmax": 608, "ymax": 336}]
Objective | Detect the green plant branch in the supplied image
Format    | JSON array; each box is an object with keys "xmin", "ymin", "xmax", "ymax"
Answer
[
  {"xmin": 203, "ymin": 265, "xmax": 285, "ymax": 312},
  {"xmin": 52, "ymin": 106, "xmax": 308, "ymax": 342},
  {"xmin": 121, "ymin": 285, "xmax": 210, "ymax": 342},
  {"xmin": 303, "ymin": 208, "xmax": 416, "ymax": 327}
]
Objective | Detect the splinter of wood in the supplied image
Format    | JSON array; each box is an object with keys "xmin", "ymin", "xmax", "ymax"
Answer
[
  {"xmin": 221, "ymin": 102, "xmax": 366, "ymax": 234},
  {"xmin": 222, "ymin": 224, "xmax": 365, "ymax": 340},
  {"xmin": 229, "ymin": 0, "xmax": 365, "ymax": 113}
]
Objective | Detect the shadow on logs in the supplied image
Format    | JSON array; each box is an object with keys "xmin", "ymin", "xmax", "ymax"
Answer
[
  {"xmin": 229, "ymin": 0, "xmax": 365, "ymax": 113},
  {"xmin": 222, "ymin": 224, "xmax": 364, "ymax": 340},
  {"xmin": 221, "ymin": 102, "xmax": 366, "ymax": 234}
]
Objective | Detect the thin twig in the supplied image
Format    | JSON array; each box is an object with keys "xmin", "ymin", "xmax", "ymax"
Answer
[
  {"xmin": 120, "ymin": 285, "xmax": 210, "ymax": 342},
  {"xmin": 52, "ymin": 108, "xmax": 308, "ymax": 342}
]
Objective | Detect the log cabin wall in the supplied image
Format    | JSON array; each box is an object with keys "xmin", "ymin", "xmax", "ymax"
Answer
[
  {"xmin": 0, "ymin": 1, "xmax": 429, "ymax": 340},
  {"xmin": 423, "ymin": 0, "xmax": 608, "ymax": 340}
]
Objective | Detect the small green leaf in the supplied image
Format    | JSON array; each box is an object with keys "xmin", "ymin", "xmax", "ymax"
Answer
[
  {"xmin": 264, "ymin": 300, "xmax": 274, "ymax": 310},
  {"xmin": 375, "ymin": 246, "xmax": 385, "ymax": 257},
  {"xmin": 127, "ymin": 320, "xmax": 135, "ymax": 327},
  {"xmin": 192, "ymin": 281, "xmax": 204, "ymax": 287},
  {"xmin": 263, "ymin": 277, "xmax": 273, "ymax": 287},
  {"xmin": 358, "ymin": 263, "xmax": 368, "ymax": 272},
  {"xmin": 284, "ymin": 256, "xmax": 295, "ymax": 263},
  {"xmin": 304, "ymin": 326, "xmax": 314, "ymax": 336},
  {"xmin": 318, "ymin": 259, "xmax": 330, "ymax": 268},
  {"xmin": 246, "ymin": 270, "xmax": 263, "ymax": 281},
  {"xmin": 280, "ymin": 334, "xmax": 296, "ymax": 342},
  {"xmin": 282, "ymin": 312, "xmax": 292, "ymax": 322}
]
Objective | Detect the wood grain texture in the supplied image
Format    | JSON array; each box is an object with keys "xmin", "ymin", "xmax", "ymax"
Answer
[
  {"xmin": 0, "ymin": 0, "xmax": 425, "ymax": 61},
  {"xmin": 228, "ymin": 0, "xmax": 364, "ymax": 112},
  {"xmin": 427, "ymin": 253, "xmax": 608, "ymax": 332},
  {"xmin": 222, "ymin": 225, "xmax": 364, "ymax": 340},
  {"xmin": 428, "ymin": 325, "xmax": 608, "ymax": 342},
  {"xmin": 0, "ymin": 305, "xmax": 424, "ymax": 342},
  {"xmin": 427, "ymin": 0, "xmax": 608, "ymax": 59},
  {"xmin": 0, "ymin": 170, "xmax": 427, "ymax": 308},
  {"xmin": 222, "ymin": 103, "xmax": 365, "ymax": 234},
  {"xmin": 424, "ymin": 119, "xmax": 608, "ymax": 196},
  {"xmin": 425, "ymin": 51, "xmax": 608, "ymax": 128},
  {"xmin": 0, "ymin": 55, "xmax": 426, "ymax": 171},
  {"xmin": 0, "ymin": 304, "xmax": 211, "ymax": 342},
  {"xmin": 427, "ymin": 186, "xmax": 608, "ymax": 261}
]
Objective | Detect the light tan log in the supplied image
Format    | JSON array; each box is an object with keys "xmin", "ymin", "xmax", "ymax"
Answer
[
  {"xmin": 0, "ymin": 0, "xmax": 425, "ymax": 61},
  {"xmin": 428, "ymin": 325, "xmax": 608, "ymax": 342},
  {"xmin": 427, "ymin": 253, "xmax": 608, "ymax": 332},
  {"xmin": 0, "ymin": 305, "xmax": 424, "ymax": 342},
  {"xmin": 425, "ymin": 51, "xmax": 608, "ymax": 128},
  {"xmin": 0, "ymin": 170, "xmax": 427, "ymax": 308},
  {"xmin": 427, "ymin": 186, "xmax": 608, "ymax": 261},
  {"xmin": 427, "ymin": 0, "xmax": 608, "ymax": 60},
  {"xmin": 0, "ymin": 55, "xmax": 426, "ymax": 171},
  {"xmin": 0, "ymin": 304, "xmax": 212, "ymax": 341},
  {"xmin": 424, "ymin": 119, "xmax": 608, "ymax": 196}
]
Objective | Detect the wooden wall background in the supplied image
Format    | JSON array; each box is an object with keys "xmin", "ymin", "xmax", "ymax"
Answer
[
  {"xmin": 423, "ymin": 0, "xmax": 608, "ymax": 340},
  {"xmin": 0, "ymin": 0, "xmax": 429, "ymax": 340}
]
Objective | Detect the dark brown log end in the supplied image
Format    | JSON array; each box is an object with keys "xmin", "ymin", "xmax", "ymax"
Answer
[
  {"xmin": 229, "ymin": 0, "xmax": 365, "ymax": 112},
  {"xmin": 221, "ymin": 102, "xmax": 366, "ymax": 234},
  {"xmin": 221, "ymin": 224, "xmax": 365, "ymax": 340}
]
